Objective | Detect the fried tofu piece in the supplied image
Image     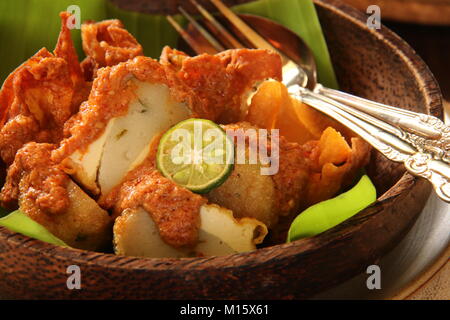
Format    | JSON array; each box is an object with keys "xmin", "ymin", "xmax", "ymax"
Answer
[
  {"xmin": 81, "ymin": 19, "xmax": 143, "ymax": 80},
  {"xmin": 55, "ymin": 57, "xmax": 191, "ymax": 195},
  {"xmin": 113, "ymin": 204, "xmax": 267, "ymax": 258},
  {"xmin": 160, "ymin": 46, "xmax": 282, "ymax": 123}
]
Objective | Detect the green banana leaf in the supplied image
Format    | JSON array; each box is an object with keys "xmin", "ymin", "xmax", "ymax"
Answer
[
  {"xmin": 0, "ymin": 0, "xmax": 338, "ymax": 88},
  {"xmin": 0, "ymin": 210, "xmax": 68, "ymax": 246}
]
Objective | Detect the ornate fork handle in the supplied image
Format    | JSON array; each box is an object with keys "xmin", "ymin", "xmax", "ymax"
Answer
[
  {"xmin": 404, "ymin": 153, "xmax": 450, "ymax": 202},
  {"xmin": 315, "ymin": 85, "xmax": 450, "ymax": 163},
  {"xmin": 371, "ymin": 140, "xmax": 450, "ymax": 203},
  {"xmin": 404, "ymin": 120, "xmax": 450, "ymax": 164},
  {"xmin": 310, "ymin": 84, "xmax": 450, "ymax": 164},
  {"xmin": 289, "ymin": 85, "xmax": 450, "ymax": 203}
]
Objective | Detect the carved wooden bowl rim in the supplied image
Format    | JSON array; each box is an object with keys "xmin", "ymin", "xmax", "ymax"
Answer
[{"xmin": 0, "ymin": 0, "xmax": 443, "ymax": 272}]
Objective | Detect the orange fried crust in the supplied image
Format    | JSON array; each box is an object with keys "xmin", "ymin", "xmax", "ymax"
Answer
[
  {"xmin": 81, "ymin": 19, "xmax": 143, "ymax": 80},
  {"xmin": 160, "ymin": 46, "xmax": 282, "ymax": 123},
  {"xmin": 55, "ymin": 12, "xmax": 90, "ymax": 112}
]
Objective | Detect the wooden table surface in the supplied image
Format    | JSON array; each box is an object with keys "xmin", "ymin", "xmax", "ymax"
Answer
[
  {"xmin": 407, "ymin": 258, "xmax": 450, "ymax": 299},
  {"xmin": 382, "ymin": 18, "xmax": 450, "ymax": 301}
]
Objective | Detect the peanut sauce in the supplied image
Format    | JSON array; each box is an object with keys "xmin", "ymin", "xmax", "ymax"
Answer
[
  {"xmin": 101, "ymin": 139, "xmax": 206, "ymax": 248},
  {"xmin": 1, "ymin": 143, "xmax": 70, "ymax": 216}
]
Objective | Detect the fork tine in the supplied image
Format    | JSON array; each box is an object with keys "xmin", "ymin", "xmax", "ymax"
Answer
[
  {"xmin": 178, "ymin": 6, "xmax": 225, "ymax": 52},
  {"xmin": 189, "ymin": 0, "xmax": 245, "ymax": 49},
  {"xmin": 208, "ymin": 0, "xmax": 286, "ymax": 59},
  {"xmin": 166, "ymin": 15, "xmax": 213, "ymax": 55}
]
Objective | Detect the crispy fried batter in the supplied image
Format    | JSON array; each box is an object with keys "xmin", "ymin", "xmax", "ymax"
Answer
[
  {"xmin": 55, "ymin": 12, "xmax": 90, "ymax": 112},
  {"xmin": 160, "ymin": 46, "xmax": 282, "ymax": 123},
  {"xmin": 81, "ymin": 19, "xmax": 143, "ymax": 80},
  {"xmin": 0, "ymin": 49, "xmax": 73, "ymax": 164},
  {"xmin": 305, "ymin": 127, "xmax": 371, "ymax": 205}
]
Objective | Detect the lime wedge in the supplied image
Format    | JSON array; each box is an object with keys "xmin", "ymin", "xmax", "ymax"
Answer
[{"xmin": 157, "ymin": 119, "xmax": 234, "ymax": 193}]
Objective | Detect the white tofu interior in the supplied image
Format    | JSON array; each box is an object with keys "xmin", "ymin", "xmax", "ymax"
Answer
[{"xmin": 68, "ymin": 120, "xmax": 115, "ymax": 194}]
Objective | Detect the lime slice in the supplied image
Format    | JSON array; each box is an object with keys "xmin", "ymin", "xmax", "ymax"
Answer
[{"xmin": 157, "ymin": 119, "xmax": 234, "ymax": 193}]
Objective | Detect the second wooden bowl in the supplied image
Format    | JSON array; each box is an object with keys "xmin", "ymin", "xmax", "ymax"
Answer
[{"xmin": 0, "ymin": 0, "xmax": 443, "ymax": 299}]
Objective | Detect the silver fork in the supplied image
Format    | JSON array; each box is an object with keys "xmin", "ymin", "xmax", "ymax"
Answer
[{"xmin": 167, "ymin": 0, "xmax": 450, "ymax": 203}]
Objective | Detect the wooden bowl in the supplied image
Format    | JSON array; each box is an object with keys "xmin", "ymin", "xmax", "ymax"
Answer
[{"xmin": 0, "ymin": 0, "xmax": 443, "ymax": 299}]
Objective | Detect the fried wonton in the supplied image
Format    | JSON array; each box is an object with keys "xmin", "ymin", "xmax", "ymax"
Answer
[
  {"xmin": 305, "ymin": 127, "xmax": 372, "ymax": 205},
  {"xmin": 246, "ymin": 79, "xmax": 353, "ymax": 143},
  {"xmin": 0, "ymin": 12, "xmax": 88, "ymax": 165},
  {"xmin": 244, "ymin": 80, "xmax": 372, "ymax": 206},
  {"xmin": 160, "ymin": 46, "xmax": 282, "ymax": 123},
  {"xmin": 81, "ymin": 19, "xmax": 143, "ymax": 80}
]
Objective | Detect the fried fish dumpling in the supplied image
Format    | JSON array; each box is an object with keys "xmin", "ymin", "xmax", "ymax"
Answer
[
  {"xmin": 207, "ymin": 122, "xmax": 310, "ymax": 229},
  {"xmin": 113, "ymin": 204, "xmax": 267, "ymax": 258},
  {"xmin": 29, "ymin": 179, "xmax": 112, "ymax": 251},
  {"xmin": 56, "ymin": 57, "xmax": 191, "ymax": 195},
  {"xmin": 0, "ymin": 142, "xmax": 111, "ymax": 251}
]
